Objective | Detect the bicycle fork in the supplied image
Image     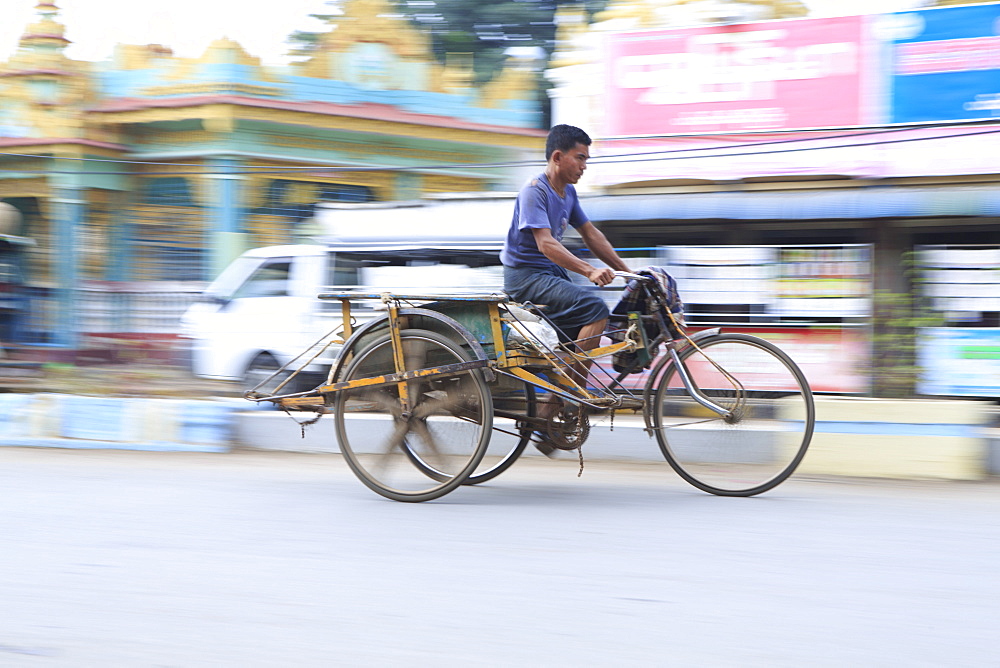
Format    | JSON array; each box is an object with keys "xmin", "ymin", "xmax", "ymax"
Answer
[{"xmin": 666, "ymin": 345, "xmax": 737, "ymax": 422}]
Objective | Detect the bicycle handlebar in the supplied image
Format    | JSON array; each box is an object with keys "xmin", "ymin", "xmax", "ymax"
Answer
[{"xmin": 613, "ymin": 270, "xmax": 649, "ymax": 282}]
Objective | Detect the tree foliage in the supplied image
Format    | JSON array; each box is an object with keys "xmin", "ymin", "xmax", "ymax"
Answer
[{"xmin": 287, "ymin": 0, "xmax": 609, "ymax": 84}]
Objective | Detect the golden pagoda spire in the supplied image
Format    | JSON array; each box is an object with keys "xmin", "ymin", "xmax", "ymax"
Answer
[{"xmin": 19, "ymin": 0, "xmax": 71, "ymax": 51}]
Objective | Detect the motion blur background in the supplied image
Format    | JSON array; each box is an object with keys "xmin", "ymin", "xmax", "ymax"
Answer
[{"xmin": 1, "ymin": 0, "xmax": 999, "ymax": 400}]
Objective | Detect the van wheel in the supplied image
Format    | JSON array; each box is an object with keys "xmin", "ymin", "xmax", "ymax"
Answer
[{"xmin": 243, "ymin": 353, "xmax": 287, "ymax": 395}]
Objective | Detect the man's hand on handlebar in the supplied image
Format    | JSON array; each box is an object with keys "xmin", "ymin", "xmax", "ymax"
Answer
[
  {"xmin": 587, "ymin": 267, "xmax": 616, "ymax": 286},
  {"xmin": 587, "ymin": 269, "xmax": 651, "ymax": 286}
]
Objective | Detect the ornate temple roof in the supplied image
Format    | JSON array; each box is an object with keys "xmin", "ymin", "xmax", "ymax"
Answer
[
  {"xmin": 19, "ymin": 0, "xmax": 70, "ymax": 48},
  {"xmin": 0, "ymin": 0, "xmax": 542, "ymax": 134}
]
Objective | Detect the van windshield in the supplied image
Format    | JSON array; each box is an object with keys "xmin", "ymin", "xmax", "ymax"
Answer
[
  {"xmin": 231, "ymin": 262, "xmax": 291, "ymax": 299},
  {"xmin": 204, "ymin": 256, "xmax": 293, "ymax": 300}
]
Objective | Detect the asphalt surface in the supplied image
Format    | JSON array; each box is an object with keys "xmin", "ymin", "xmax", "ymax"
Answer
[{"xmin": 1, "ymin": 447, "xmax": 998, "ymax": 666}]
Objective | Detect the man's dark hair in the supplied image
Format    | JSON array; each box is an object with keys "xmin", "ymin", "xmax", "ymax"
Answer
[{"xmin": 546, "ymin": 124, "xmax": 591, "ymax": 161}]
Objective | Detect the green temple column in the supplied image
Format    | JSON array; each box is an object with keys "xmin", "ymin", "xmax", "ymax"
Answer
[
  {"xmin": 106, "ymin": 190, "xmax": 130, "ymax": 282},
  {"xmin": 105, "ymin": 191, "xmax": 130, "ymax": 335},
  {"xmin": 51, "ymin": 184, "xmax": 85, "ymax": 349},
  {"xmin": 207, "ymin": 158, "xmax": 246, "ymax": 280}
]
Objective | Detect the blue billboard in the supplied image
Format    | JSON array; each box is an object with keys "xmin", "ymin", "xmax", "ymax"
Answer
[
  {"xmin": 918, "ymin": 327, "xmax": 1000, "ymax": 397},
  {"xmin": 884, "ymin": 3, "xmax": 1000, "ymax": 124}
]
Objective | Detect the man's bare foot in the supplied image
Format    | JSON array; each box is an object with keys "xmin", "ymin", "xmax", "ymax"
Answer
[
  {"xmin": 537, "ymin": 396, "xmax": 564, "ymax": 420},
  {"xmin": 532, "ymin": 432, "xmax": 559, "ymax": 458}
]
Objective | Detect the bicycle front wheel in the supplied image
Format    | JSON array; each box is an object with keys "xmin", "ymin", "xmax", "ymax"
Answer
[
  {"xmin": 332, "ymin": 329, "xmax": 493, "ymax": 502},
  {"xmin": 652, "ymin": 333, "xmax": 814, "ymax": 496}
]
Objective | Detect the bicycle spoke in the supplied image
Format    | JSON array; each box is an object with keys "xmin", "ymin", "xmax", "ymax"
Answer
[
  {"xmin": 407, "ymin": 418, "xmax": 448, "ymax": 471},
  {"xmin": 334, "ymin": 329, "xmax": 492, "ymax": 502}
]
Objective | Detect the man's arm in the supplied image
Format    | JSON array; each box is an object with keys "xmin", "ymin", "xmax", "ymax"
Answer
[
  {"xmin": 578, "ymin": 220, "xmax": 631, "ymax": 272},
  {"xmin": 531, "ymin": 227, "xmax": 616, "ymax": 286}
]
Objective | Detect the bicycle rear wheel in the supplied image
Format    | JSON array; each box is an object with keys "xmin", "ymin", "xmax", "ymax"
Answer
[
  {"xmin": 467, "ymin": 378, "xmax": 536, "ymax": 484},
  {"xmin": 399, "ymin": 375, "xmax": 535, "ymax": 486},
  {"xmin": 652, "ymin": 333, "xmax": 814, "ymax": 496},
  {"xmin": 332, "ymin": 329, "xmax": 492, "ymax": 502}
]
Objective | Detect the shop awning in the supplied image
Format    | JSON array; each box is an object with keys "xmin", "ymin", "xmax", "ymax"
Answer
[{"xmin": 582, "ymin": 183, "xmax": 1000, "ymax": 222}]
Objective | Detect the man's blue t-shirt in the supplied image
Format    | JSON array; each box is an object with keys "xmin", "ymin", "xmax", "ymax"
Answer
[{"xmin": 500, "ymin": 172, "xmax": 587, "ymax": 269}]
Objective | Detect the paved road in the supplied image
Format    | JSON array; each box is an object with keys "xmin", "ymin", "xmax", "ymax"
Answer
[{"xmin": 1, "ymin": 447, "xmax": 997, "ymax": 666}]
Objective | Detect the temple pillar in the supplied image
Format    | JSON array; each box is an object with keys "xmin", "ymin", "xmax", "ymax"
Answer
[
  {"xmin": 106, "ymin": 190, "xmax": 130, "ymax": 282},
  {"xmin": 50, "ymin": 181, "xmax": 84, "ymax": 349},
  {"xmin": 207, "ymin": 158, "xmax": 246, "ymax": 280}
]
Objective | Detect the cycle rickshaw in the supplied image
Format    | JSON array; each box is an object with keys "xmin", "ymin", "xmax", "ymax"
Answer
[{"xmin": 245, "ymin": 271, "xmax": 815, "ymax": 502}]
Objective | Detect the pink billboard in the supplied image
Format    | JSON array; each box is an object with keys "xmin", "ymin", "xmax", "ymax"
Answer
[{"xmin": 605, "ymin": 16, "xmax": 871, "ymax": 136}]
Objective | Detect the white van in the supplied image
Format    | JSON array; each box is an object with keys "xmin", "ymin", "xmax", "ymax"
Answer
[{"xmin": 180, "ymin": 194, "xmax": 520, "ymax": 392}]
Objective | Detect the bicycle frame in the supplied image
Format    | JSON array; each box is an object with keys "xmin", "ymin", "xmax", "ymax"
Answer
[
  {"xmin": 254, "ymin": 276, "xmax": 734, "ymax": 428},
  {"xmin": 494, "ymin": 274, "xmax": 734, "ymax": 420}
]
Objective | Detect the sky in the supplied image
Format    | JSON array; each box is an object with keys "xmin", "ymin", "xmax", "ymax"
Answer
[
  {"xmin": 1, "ymin": 0, "xmax": 332, "ymax": 65},
  {"xmin": 0, "ymin": 0, "xmax": 929, "ymax": 67}
]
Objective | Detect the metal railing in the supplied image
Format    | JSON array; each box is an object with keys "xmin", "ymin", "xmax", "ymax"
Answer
[{"xmin": 15, "ymin": 282, "xmax": 205, "ymax": 346}]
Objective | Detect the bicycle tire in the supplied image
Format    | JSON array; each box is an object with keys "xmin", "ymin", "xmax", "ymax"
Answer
[
  {"xmin": 463, "ymin": 379, "xmax": 536, "ymax": 484},
  {"xmin": 332, "ymin": 329, "xmax": 492, "ymax": 502},
  {"xmin": 405, "ymin": 372, "xmax": 537, "ymax": 486},
  {"xmin": 652, "ymin": 333, "xmax": 814, "ymax": 496}
]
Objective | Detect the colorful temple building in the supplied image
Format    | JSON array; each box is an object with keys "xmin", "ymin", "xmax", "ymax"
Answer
[
  {"xmin": 0, "ymin": 0, "xmax": 545, "ymax": 298},
  {"xmin": 0, "ymin": 0, "xmax": 548, "ymax": 347}
]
